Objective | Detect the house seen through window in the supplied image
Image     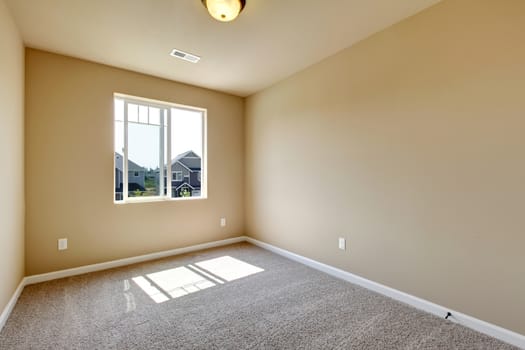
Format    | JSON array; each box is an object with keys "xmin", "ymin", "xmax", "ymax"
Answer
[{"xmin": 114, "ymin": 94, "xmax": 206, "ymax": 202}]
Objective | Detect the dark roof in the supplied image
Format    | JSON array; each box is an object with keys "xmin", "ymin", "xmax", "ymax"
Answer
[
  {"xmin": 172, "ymin": 150, "xmax": 201, "ymax": 171},
  {"xmin": 115, "ymin": 152, "xmax": 146, "ymax": 172}
]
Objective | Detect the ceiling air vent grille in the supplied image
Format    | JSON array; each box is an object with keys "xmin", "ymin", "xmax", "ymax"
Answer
[{"xmin": 170, "ymin": 49, "xmax": 201, "ymax": 63}]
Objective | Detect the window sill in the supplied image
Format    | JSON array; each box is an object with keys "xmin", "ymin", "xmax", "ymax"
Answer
[{"xmin": 114, "ymin": 196, "xmax": 207, "ymax": 205}]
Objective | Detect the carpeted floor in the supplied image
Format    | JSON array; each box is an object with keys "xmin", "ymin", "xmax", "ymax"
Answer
[{"xmin": 0, "ymin": 243, "xmax": 518, "ymax": 349}]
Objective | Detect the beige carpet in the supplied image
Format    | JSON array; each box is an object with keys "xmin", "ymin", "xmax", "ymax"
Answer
[{"xmin": 0, "ymin": 243, "xmax": 517, "ymax": 349}]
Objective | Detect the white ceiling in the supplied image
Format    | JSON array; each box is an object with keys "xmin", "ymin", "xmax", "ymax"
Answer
[{"xmin": 6, "ymin": 0, "xmax": 442, "ymax": 97}]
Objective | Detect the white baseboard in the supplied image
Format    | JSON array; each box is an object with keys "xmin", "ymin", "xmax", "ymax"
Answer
[
  {"xmin": 3, "ymin": 235, "xmax": 523, "ymax": 349},
  {"xmin": 245, "ymin": 237, "xmax": 525, "ymax": 349},
  {"xmin": 25, "ymin": 236, "xmax": 245, "ymax": 285},
  {"xmin": 0, "ymin": 278, "xmax": 26, "ymax": 332},
  {"xmin": 0, "ymin": 236, "xmax": 245, "ymax": 333}
]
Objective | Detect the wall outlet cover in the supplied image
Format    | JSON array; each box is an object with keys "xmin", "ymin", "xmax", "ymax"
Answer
[
  {"xmin": 338, "ymin": 237, "xmax": 346, "ymax": 251},
  {"xmin": 58, "ymin": 238, "xmax": 68, "ymax": 251}
]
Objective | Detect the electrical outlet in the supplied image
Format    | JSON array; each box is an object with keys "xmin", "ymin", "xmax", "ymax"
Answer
[
  {"xmin": 338, "ymin": 237, "xmax": 346, "ymax": 251},
  {"xmin": 58, "ymin": 238, "xmax": 68, "ymax": 251},
  {"xmin": 220, "ymin": 217, "xmax": 226, "ymax": 227}
]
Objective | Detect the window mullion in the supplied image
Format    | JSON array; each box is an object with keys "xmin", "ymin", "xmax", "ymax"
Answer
[
  {"xmin": 167, "ymin": 108, "xmax": 172, "ymax": 199},
  {"xmin": 201, "ymin": 110, "xmax": 207, "ymax": 198},
  {"xmin": 123, "ymin": 101, "xmax": 129, "ymax": 201},
  {"xmin": 159, "ymin": 109, "xmax": 165, "ymax": 198}
]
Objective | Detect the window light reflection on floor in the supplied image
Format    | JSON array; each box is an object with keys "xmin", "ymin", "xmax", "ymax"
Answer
[
  {"xmin": 123, "ymin": 279, "xmax": 137, "ymax": 312},
  {"xmin": 131, "ymin": 256, "xmax": 264, "ymax": 304},
  {"xmin": 132, "ymin": 276, "xmax": 169, "ymax": 303},
  {"xmin": 147, "ymin": 266, "xmax": 215, "ymax": 299},
  {"xmin": 195, "ymin": 256, "xmax": 264, "ymax": 282}
]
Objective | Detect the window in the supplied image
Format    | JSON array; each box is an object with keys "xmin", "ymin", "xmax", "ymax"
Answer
[
  {"xmin": 173, "ymin": 171, "xmax": 183, "ymax": 181},
  {"xmin": 114, "ymin": 94, "xmax": 206, "ymax": 203}
]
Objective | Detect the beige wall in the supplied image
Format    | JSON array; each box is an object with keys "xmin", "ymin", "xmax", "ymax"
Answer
[
  {"xmin": 0, "ymin": 0, "xmax": 25, "ymax": 315},
  {"xmin": 246, "ymin": 0, "xmax": 525, "ymax": 335},
  {"xmin": 25, "ymin": 49, "xmax": 244, "ymax": 275}
]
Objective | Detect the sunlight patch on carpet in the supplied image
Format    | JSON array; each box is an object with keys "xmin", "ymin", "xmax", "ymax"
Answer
[
  {"xmin": 195, "ymin": 256, "xmax": 264, "ymax": 282},
  {"xmin": 132, "ymin": 256, "xmax": 264, "ymax": 303}
]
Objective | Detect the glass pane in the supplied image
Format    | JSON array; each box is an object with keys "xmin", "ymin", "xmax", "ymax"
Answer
[
  {"xmin": 128, "ymin": 115, "xmax": 163, "ymax": 198},
  {"xmin": 139, "ymin": 105, "xmax": 148, "ymax": 124},
  {"xmin": 114, "ymin": 99, "xmax": 124, "ymax": 121},
  {"xmin": 149, "ymin": 107, "xmax": 160, "ymax": 125},
  {"xmin": 114, "ymin": 99, "xmax": 125, "ymax": 201},
  {"xmin": 114, "ymin": 120, "xmax": 124, "ymax": 202},
  {"xmin": 170, "ymin": 108, "xmax": 203, "ymax": 198},
  {"xmin": 128, "ymin": 103, "xmax": 138, "ymax": 123}
]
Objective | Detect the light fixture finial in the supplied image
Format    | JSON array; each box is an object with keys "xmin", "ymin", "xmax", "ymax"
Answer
[{"xmin": 201, "ymin": 0, "xmax": 246, "ymax": 22}]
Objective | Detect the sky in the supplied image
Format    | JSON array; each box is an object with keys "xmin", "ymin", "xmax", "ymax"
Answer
[{"xmin": 114, "ymin": 99, "xmax": 203, "ymax": 169}]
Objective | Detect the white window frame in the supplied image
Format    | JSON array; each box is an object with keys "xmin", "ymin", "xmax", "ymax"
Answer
[{"xmin": 114, "ymin": 93, "xmax": 207, "ymax": 203}]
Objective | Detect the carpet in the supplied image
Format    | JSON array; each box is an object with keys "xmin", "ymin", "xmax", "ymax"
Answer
[{"xmin": 0, "ymin": 243, "xmax": 518, "ymax": 349}]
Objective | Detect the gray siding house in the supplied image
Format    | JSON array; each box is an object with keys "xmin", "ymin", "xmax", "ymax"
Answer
[
  {"xmin": 168, "ymin": 151, "xmax": 202, "ymax": 197},
  {"xmin": 115, "ymin": 152, "xmax": 146, "ymax": 199}
]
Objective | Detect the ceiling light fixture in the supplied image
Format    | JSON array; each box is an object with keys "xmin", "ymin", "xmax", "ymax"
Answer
[{"xmin": 201, "ymin": 0, "xmax": 246, "ymax": 22}]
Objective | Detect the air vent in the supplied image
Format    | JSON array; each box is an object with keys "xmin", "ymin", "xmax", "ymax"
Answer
[{"xmin": 170, "ymin": 49, "xmax": 201, "ymax": 63}]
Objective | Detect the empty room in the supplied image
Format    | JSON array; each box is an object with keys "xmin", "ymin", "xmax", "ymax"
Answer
[{"xmin": 1, "ymin": 0, "xmax": 524, "ymax": 349}]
